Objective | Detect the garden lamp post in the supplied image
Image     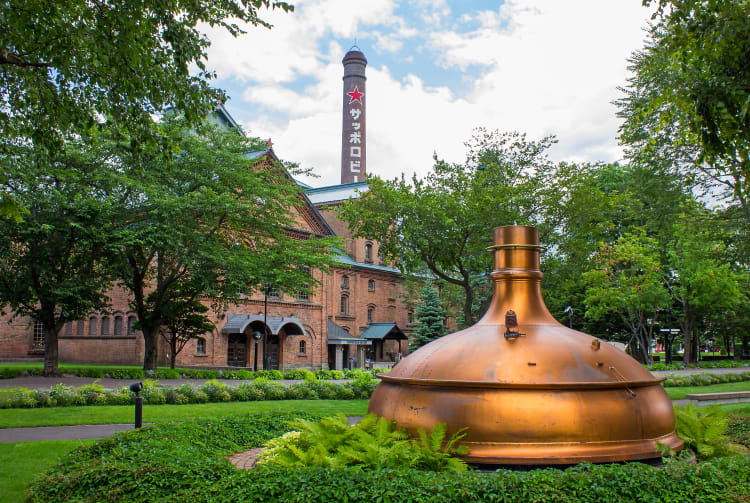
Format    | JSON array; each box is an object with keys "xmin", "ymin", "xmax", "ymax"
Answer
[
  {"xmin": 563, "ymin": 306, "xmax": 573, "ymax": 329},
  {"xmin": 130, "ymin": 382, "xmax": 143, "ymax": 429}
]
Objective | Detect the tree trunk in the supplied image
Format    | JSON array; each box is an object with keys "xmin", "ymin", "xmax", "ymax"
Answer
[
  {"xmin": 43, "ymin": 324, "xmax": 59, "ymax": 377},
  {"xmin": 170, "ymin": 336, "xmax": 177, "ymax": 369},
  {"xmin": 142, "ymin": 326, "xmax": 159, "ymax": 370},
  {"xmin": 681, "ymin": 303, "xmax": 697, "ymax": 365},
  {"xmin": 462, "ymin": 286, "xmax": 475, "ymax": 327}
]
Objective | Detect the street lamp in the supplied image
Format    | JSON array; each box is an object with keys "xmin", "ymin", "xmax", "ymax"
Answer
[
  {"xmin": 563, "ymin": 306, "xmax": 573, "ymax": 329},
  {"xmin": 252, "ymin": 330, "xmax": 262, "ymax": 371}
]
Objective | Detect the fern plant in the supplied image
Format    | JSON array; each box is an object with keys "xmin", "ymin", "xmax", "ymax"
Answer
[
  {"xmin": 673, "ymin": 404, "xmax": 733, "ymax": 459},
  {"xmin": 411, "ymin": 423, "xmax": 469, "ymax": 472},
  {"xmin": 256, "ymin": 413, "xmax": 471, "ymax": 472}
]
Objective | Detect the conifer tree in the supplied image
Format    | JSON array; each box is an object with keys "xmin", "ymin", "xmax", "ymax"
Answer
[{"xmin": 409, "ymin": 284, "xmax": 447, "ymax": 351}]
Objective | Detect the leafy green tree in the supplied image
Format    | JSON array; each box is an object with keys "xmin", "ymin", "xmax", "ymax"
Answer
[
  {"xmin": 622, "ymin": 0, "xmax": 750, "ymax": 218},
  {"xmin": 339, "ymin": 129, "xmax": 556, "ymax": 326},
  {"xmin": 664, "ymin": 214, "xmax": 744, "ymax": 365},
  {"xmin": 583, "ymin": 232, "xmax": 670, "ymax": 364},
  {"xmin": 409, "ymin": 284, "xmax": 448, "ymax": 351},
  {"xmin": 159, "ymin": 295, "xmax": 215, "ymax": 370},
  {"xmin": 0, "ymin": 136, "xmax": 119, "ymax": 375},
  {"xmin": 109, "ymin": 116, "xmax": 338, "ymax": 370},
  {"xmin": 0, "ymin": 0, "xmax": 291, "ymax": 219}
]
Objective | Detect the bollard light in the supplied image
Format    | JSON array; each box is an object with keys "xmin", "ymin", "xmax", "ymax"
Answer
[{"xmin": 130, "ymin": 381, "xmax": 143, "ymax": 428}]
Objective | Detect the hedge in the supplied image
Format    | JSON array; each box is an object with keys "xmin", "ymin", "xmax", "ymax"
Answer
[
  {"xmin": 27, "ymin": 412, "xmax": 750, "ymax": 503},
  {"xmin": 648, "ymin": 360, "xmax": 750, "ymax": 371},
  {"xmin": 0, "ymin": 376, "xmax": 376, "ymax": 409},
  {"xmin": 661, "ymin": 371, "xmax": 750, "ymax": 387},
  {"xmin": 0, "ymin": 364, "xmax": 381, "ymax": 381}
]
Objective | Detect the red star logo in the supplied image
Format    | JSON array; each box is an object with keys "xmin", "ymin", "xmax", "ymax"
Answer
[{"xmin": 347, "ymin": 86, "xmax": 364, "ymax": 104}]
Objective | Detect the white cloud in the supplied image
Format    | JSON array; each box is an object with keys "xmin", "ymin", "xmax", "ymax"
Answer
[{"xmin": 202, "ymin": 0, "xmax": 656, "ymax": 187}]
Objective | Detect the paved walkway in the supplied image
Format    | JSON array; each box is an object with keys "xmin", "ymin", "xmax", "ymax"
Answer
[{"xmin": 0, "ymin": 423, "xmax": 135, "ymax": 443}]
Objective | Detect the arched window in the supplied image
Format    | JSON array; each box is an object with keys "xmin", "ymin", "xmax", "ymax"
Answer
[
  {"xmin": 341, "ymin": 275, "xmax": 349, "ymax": 289},
  {"xmin": 365, "ymin": 243, "xmax": 373, "ymax": 262},
  {"xmin": 340, "ymin": 294, "xmax": 349, "ymax": 314},
  {"xmin": 89, "ymin": 317, "xmax": 97, "ymax": 336},
  {"xmin": 114, "ymin": 316, "xmax": 123, "ymax": 336},
  {"xmin": 100, "ymin": 317, "xmax": 110, "ymax": 336},
  {"xmin": 76, "ymin": 321, "xmax": 85, "ymax": 336},
  {"xmin": 367, "ymin": 307, "xmax": 374, "ymax": 324},
  {"xmin": 65, "ymin": 321, "xmax": 73, "ymax": 336},
  {"xmin": 368, "ymin": 279, "xmax": 375, "ymax": 291},
  {"xmin": 127, "ymin": 316, "xmax": 136, "ymax": 336},
  {"xmin": 299, "ymin": 340, "xmax": 306, "ymax": 354},
  {"xmin": 196, "ymin": 338, "xmax": 206, "ymax": 354}
]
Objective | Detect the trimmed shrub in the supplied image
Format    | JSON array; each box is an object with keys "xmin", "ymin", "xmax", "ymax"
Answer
[
  {"xmin": 26, "ymin": 413, "xmax": 750, "ymax": 503},
  {"xmin": 283, "ymin": 368, "xmax": 316, "ymax": 381},
  {"xmin": 154, "ymin": 368, "xmax": 180, "ymax": 380}
]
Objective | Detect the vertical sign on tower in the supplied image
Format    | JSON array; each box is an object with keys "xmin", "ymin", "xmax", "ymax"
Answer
[{"xmin": 341, "ymin": 48, "xmax": 367, "ymax": 184}]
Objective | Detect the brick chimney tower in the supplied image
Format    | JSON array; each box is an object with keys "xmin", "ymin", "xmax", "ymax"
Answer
[{"xmin": 341, "ymin": 48, "xmax": 367, "ymax": 184}]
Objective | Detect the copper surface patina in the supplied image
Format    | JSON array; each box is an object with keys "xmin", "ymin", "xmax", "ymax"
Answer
[{"xmin": 368, "ymin": 225, "xmax": 683, "ymax": 465}]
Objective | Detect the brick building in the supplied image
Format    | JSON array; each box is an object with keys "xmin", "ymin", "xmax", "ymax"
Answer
[{"xmin": 0, "ymin": 48, "xmax": 413, "ymax": 371}]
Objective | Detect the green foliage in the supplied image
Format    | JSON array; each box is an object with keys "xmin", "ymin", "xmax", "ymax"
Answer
[
  {"xmin": 339, "ymin": 128, "xmax": 557, "ymax": 326},
  {"xmin": 674, "ymin": 404, "xmax": 739, "ymax": 459},
  {"xmin": 25, "ymin": 411, "xmax": 750, "ymax": 503},
  {"xmin": 283, "ymin": 369, "xmax": 316, "ymax": 381},
  {"xmin": 257, "ymin": 413, "xmax": 469, "ymax": 472},
  {"xmin": 728, "ymin": 414, "xmax": 750, "ymax": 449},
  {"xmin": 661, "ymin": 371, "xmax": 750, "ymax": 387},
  {"xmin": 409, "ymin": 283, "xmax": 448, "ymax": 351}
]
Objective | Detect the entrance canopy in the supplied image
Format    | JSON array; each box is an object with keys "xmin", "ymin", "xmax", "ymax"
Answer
[
  {"xmin": 327, "ymin": 320, "xmax": 371, "ymax": 346},
  {"xmin": 361, "ymin": 322, "xmax": 408, "ymax": 341},
  {"xmin": 221, "ymin": 314, "xmax": 305, "ymax": 336}
]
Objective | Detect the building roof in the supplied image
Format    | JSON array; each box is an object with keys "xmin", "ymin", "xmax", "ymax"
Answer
[
  {"xmin": 334, "ymin": 248, "xmax": 400, "ymax": 274},
  {"xmin": 327, "ymin": 320, "xmax": 372, "ymax": 345},
  {"xmin": 305, "ymin": 181, "xmax": 369, "ymax": 204},
  {"xmin": 221, "ymin": 314, "xmax": 305, "ymax": 336},
  {"xmin": 361, "ymin": 322, "xmax": 408, "ymax": 341}
]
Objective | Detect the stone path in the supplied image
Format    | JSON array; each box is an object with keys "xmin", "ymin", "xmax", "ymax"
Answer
[
  {"xmin": 0, "ymin": 423, "xmax": 134, "ymax": 443},
  {"xmin": 229, "ymin": 447, "xmax": 264, "ymax": 470}
]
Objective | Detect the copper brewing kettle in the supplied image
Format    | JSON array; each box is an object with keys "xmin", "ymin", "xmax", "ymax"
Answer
[{"xmin": 369, "ymin": 225, "xmax": 682, "ymax": 464}]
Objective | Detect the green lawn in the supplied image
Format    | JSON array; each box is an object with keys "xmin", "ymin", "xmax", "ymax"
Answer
[
  {"xmin": 664, "ymin": 381, "xmax": 750, "ymax": 400},
  {"xmin": 0, "ymin": 399, "xmax": 370, "ymax": 428},
  {"xmin": 0, "ymin": 439, "xmax": 95, "ymax": 503}
]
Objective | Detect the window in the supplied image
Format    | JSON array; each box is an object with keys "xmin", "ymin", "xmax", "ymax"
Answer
[
  {"xmin": 299, "ymin": 340, "xmax": 306, "ymax": 354},
  {"xmin": 340, "ymin": 294, "xmax": 349, "ymax": 314},
  {"xmin": 367, "ymin": 307, "xmax": 374, "ymax": 324},
  {"xmin": 65, "ymin": 321, "xmax": 73, "ymax": 336},
  {"xmin": 265, "ymin": 284, "xmax": 280, "ymax": 298},
  {"xmin": 76, "ymin": 321, "xmax": 85, "ymax": 336},
  {"xmin": 114, "ymin": 316, "xmax": 123, "ymax": 336},
  {"xmin": 32, "ymin": 321, "xmax": 46, "ymax": 349},
  {"xmin": 368, "ymin": 279, "xmax": 375, "ymax": 291},
  {"xmin": 196, "ymin": 338, "xmax": 206, "ymax": 355},
  {"xmin": 89, "ymin": 317, "xmax": 97, "ymax": 336},
  {"xmin": 379, "ymin": 249, "xmax": 385, "ymax": 265},
  {"xmin": 365, "ymin": 243, "xmax": 373, "ymax": 263},
  {"xmin": 101, "ymin": 317, "xmax": 110, "ymax": 336},
  {"xmin": 127, "ymin": 316, "xmax": 136, "ymax": 336},
  {"xmin": 408, "ymin": 311, "xmax": 414, "ymax": 324},
  {"xmin": 341, "ymin": 275, "xmax": 349, "ymax": 289}
]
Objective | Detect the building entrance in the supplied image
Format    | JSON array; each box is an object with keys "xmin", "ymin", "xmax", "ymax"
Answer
[
  {"xmin": 227, "ymin": 333, "xmax": 247, "ymax": 367},
  {"xmin": 269, "ymin": 334, "xmax": 280, "ymax": 370}
]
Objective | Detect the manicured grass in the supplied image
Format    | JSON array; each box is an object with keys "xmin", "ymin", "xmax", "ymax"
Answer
[
  {"xmin": 664, "ymin": 381, "xmax": 750, "ymax": 400},
  {"xmin": 0, "ymin": 439, "xmax": 95, "ymax": 503},
  {"xmin": 0, "ymin": 399, "xmax": 369, "ymax": 428}
]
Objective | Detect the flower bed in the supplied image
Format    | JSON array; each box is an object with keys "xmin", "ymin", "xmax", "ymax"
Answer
[
  {"xmin": 661, "ymin": 371, "xmax": 750, "ymax": 387},
  {"xmin": 26, "ymin": 412, "xmax": 750, "ymax": 503}
]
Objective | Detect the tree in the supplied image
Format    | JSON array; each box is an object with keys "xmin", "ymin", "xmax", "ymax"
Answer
[
  {"xmin": 0, "ymin": 0, "xmax": 292, "ymax": 218},
  {"xmin": 664, "ymin": 214, "xmax": 744, "ymax": 365},
  {"xmin": 110, "ymin": 116, "xmax": 337, "ymax": 370},
  {"xmin": 339, "ymin": 129, "xmax": 556, "ymax": 326},
  {"xmin": 621, "ymin": 0, "xmax": 750, "ymax": 218},
  {"xmin": 583, "ymin": 232, "xmax": 670, "ymax": 364},
  {"xmin": 0, "ymin": 136, "xmax": 119, "ymax": 376},
  {"xmin": 409, "ymin": 284, "xmax": 447, "ymax": 351},
  {"xmin": 159, "ymin": 296, "xmax": 215, "ymax": 370}
]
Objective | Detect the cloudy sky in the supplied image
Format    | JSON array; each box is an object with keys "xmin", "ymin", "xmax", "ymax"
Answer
[{"xmin": 203, "ymin": 0, "xmax": 655, "ymax": 187}]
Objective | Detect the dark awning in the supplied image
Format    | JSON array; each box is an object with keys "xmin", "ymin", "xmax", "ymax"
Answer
[
  {"xmin": 221, "ymin": 314, "xmax": 305, "ymax": 336},
  {"xmin": 361, "ymin": 322, "xmax": 408, "ymax": 341},
  {"xmin": 327, "ymin": 320, "xmax": 371, "ymax": 346}
]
